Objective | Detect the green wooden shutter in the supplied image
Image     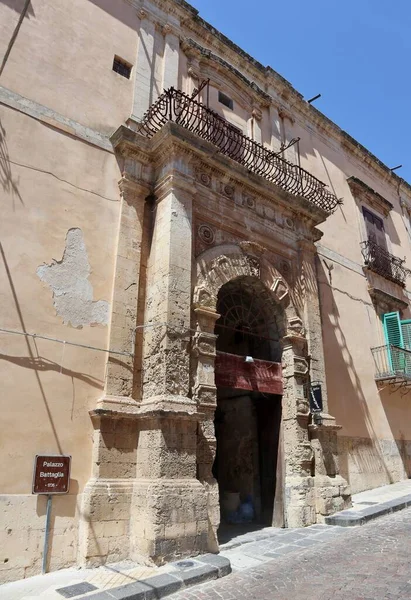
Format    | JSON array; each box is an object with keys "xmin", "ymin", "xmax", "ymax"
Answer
[
  {"xmin": 401, "ymin": 320, "xmax": 411, "ymax": 375},
  {"xmin": 383, "ymin": 312, "xmax": 404, "ymax": 372}
]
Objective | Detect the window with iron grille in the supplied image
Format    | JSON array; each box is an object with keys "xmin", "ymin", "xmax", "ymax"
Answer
[
  {"xmin": 112, "ymin": 56, "xmax": 132, "ymax": 79},
  {"xmin": 218, "ymin": 91, "xmax": 234, "ymax": 110}
]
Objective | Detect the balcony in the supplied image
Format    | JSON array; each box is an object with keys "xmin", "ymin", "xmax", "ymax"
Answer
[
  {"xmin": 135, "ymin": 88, "xmax": 340, "ymax": 214},
  {"xmin": 372, "ymin": 344, "xmax": 411, "ymax": 387},
  {"xmin": 361, "ymin": 239, "xmax": 409, "ymax": 287}
]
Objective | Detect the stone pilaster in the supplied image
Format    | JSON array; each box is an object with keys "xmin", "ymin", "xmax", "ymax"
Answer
[
  {"xmin": 192, "ymin": 306, "xmax": 221, "ymax": 553},
  {"xmin": 162, "ymin": 24, "xmax": 179, "ymax": 91},
  {"xmin": 132, "ymin": 12, "xmax": 156, "ymax": 120},
  {"xmin": 130, "ymin": 174, "xmax": 208, "ymax": 563},
  {"xmin": 281, "ymin": 334, "xmax": 316, "ymax": 528},
  {"xmin": 298, "ymin": 239, "xmax": 352, "ymax": 520},
  {"xmin": 78, "ymin": 176, "xmax": 148, "ymax": 567},
  {"xmin": 298, "ymin": 239, "xmax": 330, "ymax": 412},
  {"xmin": 309, "ymin": 418, "xmax": 351, "ymax": 521},
  {"xmin": 103, "ymin": 176, "xmax": 149, "ymax": 406}
]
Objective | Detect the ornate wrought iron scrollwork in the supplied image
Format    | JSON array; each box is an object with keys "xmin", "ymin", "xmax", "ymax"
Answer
[
  {"xmin": 361, "ymin": 239, "xmax": 410, "ymax": 287},
  {"xmin": 136, "ymin": 88, "xmax": 340, "ymax": 214}
]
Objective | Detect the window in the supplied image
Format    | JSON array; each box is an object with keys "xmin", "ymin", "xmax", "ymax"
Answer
[
  {"xmin": 112, "ymin": 56, "xmax": 132, "ymax": 79},
  {"xmin": 218, "ymin": 91, "xmax": 234, "ymax": 110},
  {"xmin": 383, "ymin": 312, "xmax": 411, "ymax": 373},
  {"xmin": 363, "ymin": 207, "xmax": 387, "ymax": 249}
]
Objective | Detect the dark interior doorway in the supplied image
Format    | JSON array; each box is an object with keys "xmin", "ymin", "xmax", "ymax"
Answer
[{"xmin": 213, "ymin": 278, "xmax": 283, "ymax": 537}]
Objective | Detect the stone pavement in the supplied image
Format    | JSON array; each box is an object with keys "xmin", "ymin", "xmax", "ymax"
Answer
[
  {"xmin": 326, "ymin": 479, "xmax": 411, "ymax": 526},
  {"xmin": 168, "ymin": 507, "xmax": 411, "ymax": 600},
  {"xmin": 3, "ymin": 480, "xmax": 411, "ymax": 600}
]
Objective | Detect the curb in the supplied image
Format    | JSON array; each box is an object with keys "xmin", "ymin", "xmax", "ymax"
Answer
[
  {"xmin": 75, "ymin": 554, "xmax": 231, "ymax": 600},
  {"xmin": 325, "ymin": 493, "xmax": 411, "ymax": 527}
]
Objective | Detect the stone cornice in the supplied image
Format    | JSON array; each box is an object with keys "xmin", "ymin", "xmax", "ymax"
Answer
[
  {"xmin": 148, "ymin": 0, "xmax": 411, "ymax": 202},
  {"xmin": 130, "ymin": 0, "xmax": 411, "ymax": 201},
  {"xmin": 347, "ymin": 176, "xmax": 394, "ymax": 217},
  {"xmin": 182, "ymin": 38, "xmax": 271, "ymax": 107},
  {"xmin": 149, "ymin": 122, "xmax": 329, "ymax": 226}
]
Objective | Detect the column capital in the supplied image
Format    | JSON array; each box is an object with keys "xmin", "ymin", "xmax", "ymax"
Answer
[
  {"xmin": 118, "ymin": 174, "xmax": 151, "ymax": 200},
  {"xmin": 298, "ymin": 238, "xmax": 317, "ymax": 254}
]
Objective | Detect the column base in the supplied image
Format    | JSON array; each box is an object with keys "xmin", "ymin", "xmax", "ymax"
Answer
[
  {"xmin": 78, "ymin": 479, "xmax": 133, "ymax": 567},
  {"xmin": 284, "ymin": 475, "xmax": 316, "ymax": 527},
  {"xmin": 130, "ymin": 478, "xmax": 209, "ymax": 565},
  {"xmin": 313, "ymin": 474, "xmax": 352, "ymax": 522}
]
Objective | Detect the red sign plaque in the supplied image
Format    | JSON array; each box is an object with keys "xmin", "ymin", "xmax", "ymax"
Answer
[{"xmin": 32, "ymin": 455, "xmax": 71, "ymax": 494}]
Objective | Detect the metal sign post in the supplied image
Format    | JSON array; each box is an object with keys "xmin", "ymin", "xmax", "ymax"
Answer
[{"xmin": 32, "ymin": 455, "xmax": 71, "ymax": 574}]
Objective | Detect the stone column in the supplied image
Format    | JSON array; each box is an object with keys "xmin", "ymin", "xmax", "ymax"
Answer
[
  {"xmin": 281, "ymin": 333, "xmax": 316, "ymax": 528},
  {"xmin": 269, "ymin": 104, "xmax": 281, "ymax": 152},
  {"xmin": 130, "ymin": 175, "xmax": 208, "ymax": 564},
  {"xmin": 131, "ymin": 11, "xmax": 156, "ymax": 120},
  {"xmin": 252, "ymin": 107, "xmax": 262, "ymax": 144},
  {"xmin": 162, "ymin": 24, "xmax": 179, "ymax": 91},
  {"xmin": 78, "ymin": 176, "xmax": 149, "ymax": 566},
  {"xmin": 192, "ymin": 306, "xmax": 221, "ymax": 552},
  {"xmin": 298, "ymin": 240, "xmax": 351, "ymax": 521}
]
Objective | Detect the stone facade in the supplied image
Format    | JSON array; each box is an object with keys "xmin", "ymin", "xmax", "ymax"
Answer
[{"xmin": 1, "ymin": 0, "xmax": 411, "ymax": 583}]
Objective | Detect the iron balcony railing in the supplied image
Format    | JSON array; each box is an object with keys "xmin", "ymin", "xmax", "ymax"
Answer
[
  {"xmin": 136, "ymin": 88, "xmax": 340, "ymax": 213},
  {"xmin": 361, "ymin": 239, "xmax": 409, "ymax": 287},
  {"xmin": 372, "ymin": 344, "xmax": 411, "ymax": 380}
]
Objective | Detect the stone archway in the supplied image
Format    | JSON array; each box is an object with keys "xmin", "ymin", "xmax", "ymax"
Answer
[{"xmin": 191, "ymin": 242, "xmax": 315, "ymax": 550}]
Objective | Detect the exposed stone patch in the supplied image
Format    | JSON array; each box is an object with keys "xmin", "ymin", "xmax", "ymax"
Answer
[{"xmin": 37, "ymin": 228, "xmax": 109, "ymax": 328}]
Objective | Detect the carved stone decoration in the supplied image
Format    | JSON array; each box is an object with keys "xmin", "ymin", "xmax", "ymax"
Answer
[
  {"xmin": 252, "ymin": 106, "xmax": 263, "ymax": 121},
  {"xmin": 222, "ymin": 184, "xmax": 235, "ymax": 198},
  {"xmin": 193, "ymin": 285, "xmax": 216, "ymax": 309},
  {"xmin": 198, "ymin": 224, "xmax": 215, "ymax": 245},
  {"xmin": 284, "ymin": 216, "xmax": 294, "ymax": 229},
  {"xmin": 280, "ymin": 260, "xmax": 291, "ymax": 276},
  {"xmin": 245, "ymin": 255, "xmax": 260, "ymax": 278},
  {"xmin": 220, "ymin": 182, "xmax": 235, "ymax": 198},
  {"xmin": 239, "ymin": 241, "xmax": 266, "ymax": 257},
  {"xmin": 199, "ymin": 172, "xmax": 211, "ymax": 187},
  {"xmin": 293, "ymin": 356, "xmax": 309, "ymax": 376},
  {"xmin": 271, "ymin": 277, "xmax": 289, "ymax": 302},
  {"xmin": 288, "ymin": 316, "xmax": 305, "ymax": 336},
  {"xmin": 138, "ymin": 9, "xmax": 147, "ymax": 19},
  {"xmin": 192, "ymin": 331, "xmax": 217, "ymax": 357},
  {"xmin": 244, "ymin": 195, "xmax": 255, "ymax": 209},
  {"xmin": 187, "ymin": 65, "xmax": 200, "ymax": 80}
]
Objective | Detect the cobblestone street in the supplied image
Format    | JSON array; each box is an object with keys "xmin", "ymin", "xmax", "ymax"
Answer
[{"xmin": 169, "ymin": 508, "xmax": 411, "ymax": 600}]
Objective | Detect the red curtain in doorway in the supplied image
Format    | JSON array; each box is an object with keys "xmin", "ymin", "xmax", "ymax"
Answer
[{"xmin": 215, "ymin": 352, "xmax": 283, "ymax": 395}]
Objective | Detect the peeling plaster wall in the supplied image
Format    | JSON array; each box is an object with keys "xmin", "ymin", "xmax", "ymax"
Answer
[
  {"xmin": 37, "ymin": 228, "xmax": 110, "ymax": 328},
  {"xmin": 0, "ymin": 106, "xmax": 119, "ymax": 583}
]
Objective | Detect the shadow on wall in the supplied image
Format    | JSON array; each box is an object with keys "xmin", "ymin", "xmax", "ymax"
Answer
[
  {"xmin": 0, "ymin": 119, "xmax": 24, "ymax": 209},
  {"xmin": 0, "ymin": 0, "xmax": 35, "ymax": 16},
  {"xmin": 379, "ymin": 386, "xmax": 411, "ymax": 478},
  {"xmin": 317, "ymin": 258, "xmax": 396, "ymax": 489}
]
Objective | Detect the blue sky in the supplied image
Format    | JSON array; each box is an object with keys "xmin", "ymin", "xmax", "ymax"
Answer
[{"xmin": 189, "ymin": 0, "xmax": 411, "ymax": 184}]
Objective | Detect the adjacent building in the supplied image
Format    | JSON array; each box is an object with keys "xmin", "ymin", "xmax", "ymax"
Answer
[{"xmin": 1, "ymin": 0, "xmax": 411, "ymax": 583}]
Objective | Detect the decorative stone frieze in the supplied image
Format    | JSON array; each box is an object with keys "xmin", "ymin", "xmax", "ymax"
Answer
[{"xmin": 198, "ymin": 224, "xmax": 215, "ymax": 245}]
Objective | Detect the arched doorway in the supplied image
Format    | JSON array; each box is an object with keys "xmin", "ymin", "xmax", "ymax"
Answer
[{"xmin": 212, "ymin": 277, "xmax": 285, "ymax": 534}]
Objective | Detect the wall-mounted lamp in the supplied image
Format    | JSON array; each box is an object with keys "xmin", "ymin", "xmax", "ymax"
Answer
[
  {"xmin": 313, "ymin": 412, "xmax": 323, "ymax": 426},
  {"xmin": 244, "ymin": 356, "xmax": 254, "ymax": 364}
]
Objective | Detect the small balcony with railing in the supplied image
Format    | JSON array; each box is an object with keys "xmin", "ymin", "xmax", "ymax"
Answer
[
  {"xmin": 372, "ymin": 344, "xmax": 411, "ymax": 388},
  {"xmin": 134, "ymin": 87, "xmax": 340, "ymax": 214},
  {"xmin": 361, "ymin": 239, "xmax": 410, "ymax": 287}
]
